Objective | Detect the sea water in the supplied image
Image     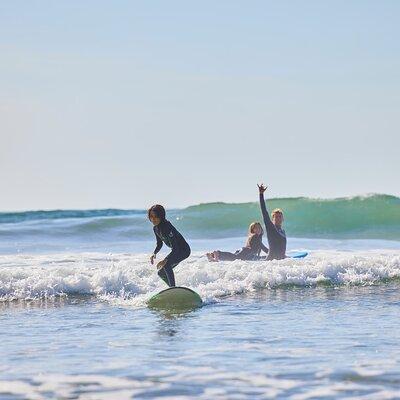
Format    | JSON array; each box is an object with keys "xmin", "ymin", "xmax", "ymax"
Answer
[{"xmin": 1, "ymin": 196, "xmax": 400, "ymax": 399}]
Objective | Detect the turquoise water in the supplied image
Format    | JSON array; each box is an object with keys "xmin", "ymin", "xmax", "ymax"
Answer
[
  {"xmin": 0, "ymin": 195, "xmax": 399, "ymax": 254},
  {"xmin": 0, "ymin": 198, "xmax": 400, "ymax": 398}
]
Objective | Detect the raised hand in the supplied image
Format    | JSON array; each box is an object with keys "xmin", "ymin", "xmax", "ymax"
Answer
[{"xmin": 257, "ymin": 183, "xmax": 267, "ymax": 194}]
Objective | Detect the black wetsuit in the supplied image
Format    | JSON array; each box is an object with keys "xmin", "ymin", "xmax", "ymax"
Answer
[
  {"xmin": 217, "ymin": 234, "xmax": 268, "ymax": 261},
  {"xmin": 259, "ymin": 193, "xmax": 286, "ymax": 260},
  {"xmin": 153, "ymin": 220, "xmax": 190, "ymax": 287}
]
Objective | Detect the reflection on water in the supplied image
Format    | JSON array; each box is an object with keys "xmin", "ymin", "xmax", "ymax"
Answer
[
  {"xmin": 154, "ymin": 308, "xmax": 199, "ymax": 339},
  {"xmin": 0, "ymin": 295, "xmax": 95, "ymax": 311},
  {"xmin": 1, "ymin": 284, "xmax": 400, "ymax": 399}
]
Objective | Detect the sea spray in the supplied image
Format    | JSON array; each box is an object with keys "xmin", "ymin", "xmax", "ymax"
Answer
[{"xmin": 1, "ymin": 250, "xmax": 399, "ymax": 304}]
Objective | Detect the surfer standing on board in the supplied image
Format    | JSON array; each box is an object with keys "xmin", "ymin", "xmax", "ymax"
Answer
[
  {"xmin": 258, "ymin": 184, "xmax": 287, "ymax": 260},
  {"xmin": 148, "ymin": 204, "xmax": 191, "ymax": 287}
]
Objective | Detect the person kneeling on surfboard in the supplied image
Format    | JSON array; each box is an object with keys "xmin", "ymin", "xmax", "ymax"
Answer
[
  {"xmin": 206, "ymin": 222, "xmax": 268, "ymax": 262},
  {"xmin": 257, "ymin": 184, "xmax": 287, "ymax": 260},
  {"xmin": 148, "ymin": 204, "xmax": 191, "ymax": 287}
]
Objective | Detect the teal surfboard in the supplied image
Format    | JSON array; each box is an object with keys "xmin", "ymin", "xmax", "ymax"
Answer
[
  {"xmin": 256, "ymin": 252, "xmax": 309, "ymax": 261},
  {"xmin": 147, "ymin": 287, "xmax": 203, "ymax": 310},
  {"xmin": 290, "ymin": 251, "xmax": 308, "ymax": 259}
]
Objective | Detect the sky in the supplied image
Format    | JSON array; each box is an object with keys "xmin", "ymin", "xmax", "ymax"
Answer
[{"xmin": 1, "ymin": 0, "xmax": 399, "ymax": 211}]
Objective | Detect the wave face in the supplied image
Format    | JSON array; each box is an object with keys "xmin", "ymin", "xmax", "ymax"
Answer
[
  {"xmin": 180, "ymin": 194, "xmax": 400, "ymax": 240},
  {"xmin": 0, "ymin": 195, "xmax": 399, "ymax": 251}
]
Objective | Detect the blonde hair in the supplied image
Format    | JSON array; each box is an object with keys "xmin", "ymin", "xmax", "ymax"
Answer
[
  {"xmin": 246, "ymin": 222, "xmax": 263, "ymax": 247},
  {"xmin": 248, "ymin": 222, "xmax": 263, "ymax": 235},
  {"xmin": 271, "ymin": 208, "xmax": 283, "ymax": 218},
  {"xmin": 246, "ymin": 222, "xmax": 264, "ymax": 247}
]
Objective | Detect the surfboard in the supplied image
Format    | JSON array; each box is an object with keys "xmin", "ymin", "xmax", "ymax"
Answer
[
  {"xmin": 290, "ymin": 251, "xmax": 308, "ymax": 259},
  {"xmin": 257, "ymin": 252, "xmax": 309, "ymax": 260},
  {"xmin": 147, "ymin": 287, "xmax": 203, "ymax": 310}
]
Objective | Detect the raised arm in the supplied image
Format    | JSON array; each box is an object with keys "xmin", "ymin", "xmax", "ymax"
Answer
[{"xmin": 258, "ymin": 184, "xmax": 273, "ymax": 229}]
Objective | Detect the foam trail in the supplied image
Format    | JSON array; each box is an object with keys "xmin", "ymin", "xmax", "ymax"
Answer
[{"xmin": 1, "ymin": 251, "xmax": 399, "ymax": 306}]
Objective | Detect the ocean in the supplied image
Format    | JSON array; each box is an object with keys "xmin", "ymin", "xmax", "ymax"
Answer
[{"xmin": 1, "ymin": 194, "xmax": 400, "ymax": 399}]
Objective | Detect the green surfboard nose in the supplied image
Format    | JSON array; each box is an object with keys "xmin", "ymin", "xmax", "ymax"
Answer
[{"xmin": 147, "ymin": 287, "xmax": 203, "ymax": 311}]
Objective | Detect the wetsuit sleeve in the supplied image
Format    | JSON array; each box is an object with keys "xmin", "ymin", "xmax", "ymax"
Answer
[
  {"xmin": 260, "ymin": 242, "xmax": 269, "ymax": 254},
  {"xmin": 259, "ymin": 192, "xmax": 274, "ymax": 230},
  {"xmin": 153, "ymin": 228, "xmax": 163, "ymax": 255}
]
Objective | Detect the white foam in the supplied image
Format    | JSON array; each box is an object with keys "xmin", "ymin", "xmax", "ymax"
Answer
[
  {"xmin": 1, "ymin": 368, "xmax": 398, "ymax": 400},
  {"xmin": 0, "ymin": 250, "xmax": 399, "ymax": 306}
]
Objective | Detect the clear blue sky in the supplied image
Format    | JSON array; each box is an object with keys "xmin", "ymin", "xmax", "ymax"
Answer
[{"xmin": 1, "ymin": 0, "xmax": 399, "ymax": 210}]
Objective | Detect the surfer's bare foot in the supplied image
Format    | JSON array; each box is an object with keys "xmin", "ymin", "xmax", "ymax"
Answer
[{"xmin": 206, "ymin": 252, "xmax": 219, "ymax": 262}]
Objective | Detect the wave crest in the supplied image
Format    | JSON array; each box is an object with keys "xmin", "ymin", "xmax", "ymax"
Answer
[
  {"xmin": 1, "ymin": 251, "xmax": 399, "ymax": 305},
  {"xmin": 1, "ymin": 194, "xmax": 399, "ymax": 243}
]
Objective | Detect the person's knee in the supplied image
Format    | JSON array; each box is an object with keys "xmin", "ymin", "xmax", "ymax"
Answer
[{"xmin": 157, "ymin": 268, "xmax": 165, "ymax": 278}]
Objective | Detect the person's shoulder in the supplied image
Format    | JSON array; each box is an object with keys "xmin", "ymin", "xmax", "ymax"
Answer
[
  {"xmin": 249, "ymin": 233, "xmax": 261, "ymax": 243},
  {"xmin": 164, "ymin": 220, "xmax": 176, "ymax": 230},
  {"xmin": 164, "ymin": 220, "xmax": 178, "ymax": 237}
]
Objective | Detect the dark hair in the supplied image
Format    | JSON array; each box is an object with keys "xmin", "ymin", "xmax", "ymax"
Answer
[{"xmin": 148, "ymin": 204, "xmax": 166, "ymax": 221}]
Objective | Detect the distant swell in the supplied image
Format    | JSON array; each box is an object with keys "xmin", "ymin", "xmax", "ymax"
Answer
[
  {"xmin": 180, "ymin": 194, "xmax": 400, "ymax": 240},
  {"xmin": 0, "ymin": 194, "xmax": 399, "ymax": 243}
]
